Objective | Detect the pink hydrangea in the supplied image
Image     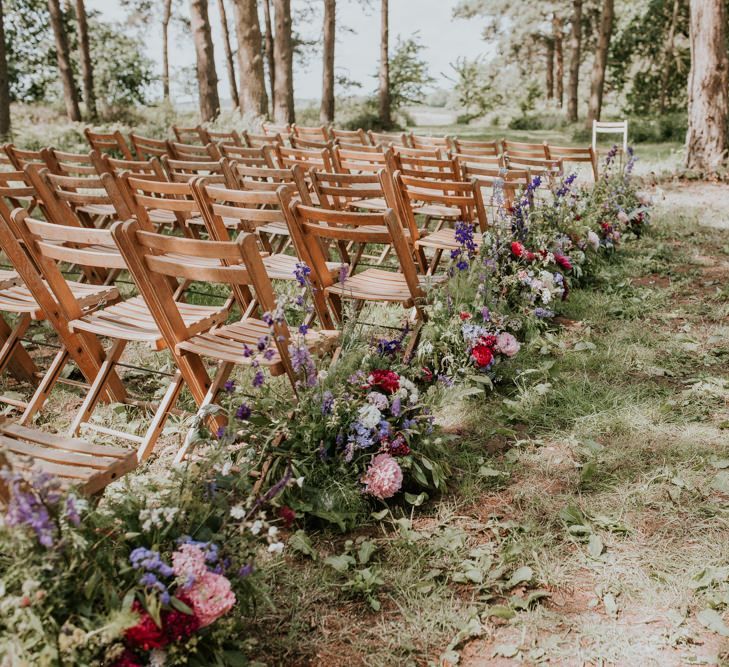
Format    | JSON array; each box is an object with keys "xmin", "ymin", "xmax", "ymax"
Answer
[
  {"xmin": 495, "ymin": 332, "xmax": 520, "ymax": 358},
  {"xmin": 186, "ymin": 572, "xmax": 236, "ymax": 627},
  {"xmin": 362, "ymin": 453, "xmax": 403, "ymax": 499},
  {"xmin": 172, "ymin": 544, "xmax": 207, "ymax": 580}
]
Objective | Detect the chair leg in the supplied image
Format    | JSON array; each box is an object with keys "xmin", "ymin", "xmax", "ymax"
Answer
[
  {"xmin": 137, "ymin": 370, "xmax": 185, "ymax": 462},
  {"xmin": 19, "ymin": 347, "xmax": 69, "ymax": 425},
  {"xmin": 68, "ymin": 339, "xmax": 126, "ymax": 437},
  {"xmin": 403, "ymin": 320, "xmax": 423, "ymax": 363},
  {"xmin": 0, "ymin": 315, "xmax": 36, "ymax": 384}
]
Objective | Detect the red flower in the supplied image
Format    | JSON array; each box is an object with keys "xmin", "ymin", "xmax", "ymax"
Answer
[
  {"xmin": 525, "ymin": 251, "xmax": 537, "ymax": 262},
  {"xmin": 277, "ymin": 506, "xmax": 296, "ymax": 528},
  {"xmin": 386, "ymin": 433, "xmax": 411, "ymax": 457},
  {"xmin": 471, "ymin": 344, "xmax": 494, "ymax": 368},
  {"xmin": 511, "ymin": 241, "xmax": 525, "ymax": 257},
  {"xmin": 125, "ymin": 602, "xmax": 168, "ymax": 651},
  {"xmin": 163, "ymin": 595, "xmax": 201, "ymax": 643},
  {"xmin": 368, "ymin": 369, "xmax": 400, "ymax": 394},
  {"xmin": 421, "ymin": 367, "xmax": 434, "ymax": 383},
  {"xmin": 111, "ymin": 649, "xmax": 144, "ymax": 667},
  {"xmin": 555, "ymin": 254, "xmax": 572, "ymax": 271},
  {"xmin": 480, "ymin": 334, "xmax": 498, "ymax": 349},
  {"xmin": 459, "ymin": 311, "xmax": 472, "ymax": 321}
]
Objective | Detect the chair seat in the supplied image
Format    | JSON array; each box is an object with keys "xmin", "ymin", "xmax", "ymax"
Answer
[
  {"xmin": 325, "ymin": 268, "xmax": 432, "ymax": 305},
  {"xmin": 70, "ymin": 296, "xmax": 226, "ymax": 349},
  {"xmin": 262, "ymin": 253, "xmax": 341, "ymax": 281},
  {"xmin": 413, "ymin": 204, "xmax": 461, "ymax": 219},
  {"xmin": 176, "ymin": 320, "xmax": 339, "ymax": 371},
  {"xmin": 257, "ymin": 220, "xmax": 290, "ymax": 237},
  {"xmin": 77, "ymin": 203, "xmax": 117, "ymax": 218},
  {"xmin": 0, "ymin": 420, "xmax": 137, "ymax": 496},
  {"xmin": 415, "ymin": 228, "xmax": 483, "ymax": 252},
  {"xmin": 0, "ymin": 281, "xmax": 118, "ymax": 319},
  {"xmin": 0, "ymin": 269, "xmax": 19, "ymax": 290},
  {"xmin": 350, "ymin": 197, "xmax": 387, "ymax": 212}
]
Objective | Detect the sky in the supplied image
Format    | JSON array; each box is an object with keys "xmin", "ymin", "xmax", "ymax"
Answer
[{"xmin": 87, "ymin": 0, "xmax": 490, "ymax": 104}]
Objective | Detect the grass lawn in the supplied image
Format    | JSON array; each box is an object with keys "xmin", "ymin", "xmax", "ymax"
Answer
[{"xmin": 241, "ymin": 183, "xmax": 729, "ymax": 665}]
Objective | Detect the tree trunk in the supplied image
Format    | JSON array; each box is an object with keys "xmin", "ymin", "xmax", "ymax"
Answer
[
  {"xmin": 586, "ymin": 0, "xmax": 614, "ymax": 125},
  {"xmin": 0, "ymin": 0, "xmax": 10, "ymax": 140},
  {"xmin": 47, "ymin": 0, "xmax": 81, "ymax": 121},
  {"xmin": 162, "ymin": 0, "xmax": 172, "ymax": 101},
  {"xmin": 659, "ymin": 0, "xmax": 680, "ymax": 113},
  {"xmin": 262, "ymin": 0, "xmax": 275, "ymax": 116},
  {"xmin": 566, "ymin": 0, "xmax": 582, "ymax": 122},
  {"xmin": 378, "ymin": 0, "xmax": 390, "ymax": 127},
  {"xmin": 685, "ymin": 0, "xmax": 729, "ymax": 172},
  {"xmin": 232, "ymin": 0, "xmax": 268, "ymax": 117},
  {"xmin": 553, "ymin": 15, "xmax": 564, "ymax": 107},
  {"xmin": 273, "ymin": 0, "xmax": 294, "ymax": 124},
  {"xmin": 217, "ymin": 0, "xmax": 239, "ymax": 109},
  {"xmin": 189, "ymin": 0, "xmax": 220, "ymax": 121},
  {"xmin": 74, "ymin": 0, "xmax": 96, "ymax": 120},
  {"xmin": 546, "ymin": 37, "xmax": 554, "ymax": 100},
  {"xmin": 320, "ymin": 0, "xmax": 335, "ymax": 123}
]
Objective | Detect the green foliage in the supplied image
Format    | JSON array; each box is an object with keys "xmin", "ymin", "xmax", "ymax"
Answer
[
  {"xmin": 385, "ymin": 34, "xmax": 435, "ymax": 111},
  {"xmin": 447, "ymin": 56, "xmax": 502, "ymax": 123}
]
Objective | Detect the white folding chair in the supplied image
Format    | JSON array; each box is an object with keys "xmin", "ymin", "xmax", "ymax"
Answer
[{"xmin": 592, "ymin": 120, "xmax": 628, "ymax": 154}]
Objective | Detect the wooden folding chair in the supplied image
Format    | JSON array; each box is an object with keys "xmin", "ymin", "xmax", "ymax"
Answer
[
  {"xmin": 172, "ymin": 124, "xmax": 208, "ymax": 144},
  {"xmin": 332, "ymin": 145, "xmax": 396, "ymax": 176},
  {"xmin": 280, "ymin": 179, "xmax": 430, "ymax": 342},
  {"xmin": 4, "ymin": 145, "xmax": 46, "ymax": 171},
  {"xmin": 242, "ymin": 130, "xmax": 283, "ymax": 148},
  {"xmin": 503, "ymin": 154, "xmax": 563, "ymax": 182},
  {"xmin": 368, "ymin": 130, "xmax": 410, "ymax": 147},
  {"xmin": 16, "ymin": 215, "xmax": 228, "ymax": 458},
  {"xmin": 450, "ymin": 138, "xmax": 500, "ymax": 158},
  {"xmin": 218, "ymin": 144, "xmax": 275, "ymax": 167},
  {"xmin": 459, "ymin": 163, "xmax": 530, "ymax": 211},
  {"xmin": 207, "ymin": 129, "xmax": 244, "ymax": 146},
  {"xmin": 0, "ymin": 209, "xmax": 123, "ymax": 422},
  {"xmin": 0, "ymin": 149, "xmax": 15, "ymax": 172},
  {"xmin": 271, "ymin": 145, "xmax": 334, "ymax": 173},
  {"xmin": 410, "ymin": 133, "xmax": 451, "ymax": 152},
  {"xmin": 112, "ymin": 221, "xmax": 339, "ymax": 461},
  {"xmin": 390, "ymin": 172, "xmax": 489, "ymax": 274},
  {"xmin": 501, "ymin": 139, "xmax": 549, "ymax": 159},
  {"xmin": 293, "ymin": 124, "xmax": 330, "ymax": 143},
  {"xmin": 592, "ymin": 120, "xmax": 628, "ymax": 154},
  {"xmin": 161, "ymin": 156, "xmax": 227, "ymax": 184},
  {"xmin": 192, "ymin": 180, "xmax": 339, "ymax": 283},
  {"xmin": 129, "ymin": 133, "xmax": 170, "ymax": 160},
  {"xmin": 84, "ymin": 128, "xmax": 134, "ymax": 159},
  {"xmin": 451, "ymin": 153, "xmax": 504, "ymax": 170},
  {"xmin": 168, "ymin": 141, "xmax": 221, "ymax": 162},
  {"xmin": 290, "ymin": 136, "xmax": 332, "ymax": 151},
  {"xmin": 262, "ymin": 122, "xmax": 292, "ymax": 143},
  {"xmin": 331, "ymin": 127, "xmax": 369, "ymax": 146},
  {"xmin": 545, "ymin": 144, "xmax": 598, "ymax": 180},
  {"xmin": 392, "ymin": 145, "xmax": 443, "ymax": 160}
]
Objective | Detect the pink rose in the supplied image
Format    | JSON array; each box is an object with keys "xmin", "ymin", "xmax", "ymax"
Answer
[
  {"xmin": 362, "ymin": 453, "xmax": 403, "ymax": 499},
  {"xmin": 495, "ymin": 332, "xmax": 520, "ymax": 358},
  {"xmin": 187, "ymin": 572, "xmax": 236, "ymax": 627}
]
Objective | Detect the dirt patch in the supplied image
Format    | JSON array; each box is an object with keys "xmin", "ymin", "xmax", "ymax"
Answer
[{"xmin": 632, "ymin": 274, "xmax": 671, "ymax": 288}]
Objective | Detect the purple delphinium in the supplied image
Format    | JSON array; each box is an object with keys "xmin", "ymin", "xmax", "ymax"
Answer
[
  {"xmin": 293, "ymin": 262, "xmax": 311, "ymax": 287},
  {"xmin": 321, "ymin": 390, "xmax": 334, "ymax": 415},
  {"xmin": 289, "ymin": 343, "xmax": 317, "ymax": 387},
  {"xmin": 252, "ymin": 369, "xmax": 266, "ymax": 389},
  {"xmin": 236, "ymin": 402, "xmax": 251, "ymax": 420},
  {"xmin": 534, "ymin": 307, "xmax": 555, "ymax": 319},
  {"xmin": 3, "ymin": 471, "xmax": 62, "ymax": 548}
]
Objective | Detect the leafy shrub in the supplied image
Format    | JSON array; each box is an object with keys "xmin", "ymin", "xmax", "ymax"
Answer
[{"xmin": 509, "ymin": 112, "xmax": 570, "ymax": 131}]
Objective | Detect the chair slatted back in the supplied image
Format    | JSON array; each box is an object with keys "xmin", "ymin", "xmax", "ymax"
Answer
[
  {"xmin": 460, "ymin": 164, "xmax": 530, "ymax": 209},
  {"xmin": 224, "ymin": 163, "xmax": 310, "ymax": 198},
  {"xmin": 218, "ymin": 144, "xmax": 274, "ymax": 167},
  {"xmin": 4, "ymin": 145, "xmax": 46, "ymax": 171},
  {"xmin": 504, "ymin": 154, "xmax": 562, "ymax": 176},
  {"xmin": 451, "ymin": 138, "xmax": 500, "ymax": 158},
  {"xmin": 0, "ymin": 170, "xmax": 38, "ymax": 238},
  {"xmin": 161, "ymin": 156, "xmax": 227, "ymax": 184},
  {"xmin": 272, "ymin": 145, "xmax": 334, "ymax": 173},
  {"xmin": 293, "ymin": 124, "xmax": 330, "ymax": 142},
  {"xmin": 394, "ymin": 153, "xmax": 461, "ymax": 181},
  {"xmin": 92, "ymin": 153, "xmax": 167, "ymax": 181},
  {"xmin": 262, "ymin": 122, "xmax": 292, "ymax": 141},
  {"xmin": 332, "ymin": 145, "xmax": 395, "ymax": 174},
  {"xmin": 120, "ymin": 173, "xmax": 200, "ymax": 233},
  {"xmin": 367, "ymin": 130, "xmax": 410, "ymax": 147},
  {"xmin": 290, "ymin": 136, "xmax": 332, "ymax": 150},
  {"xmin": 452, "ymin": 153, "xmax": 504, "ymax": 170},
  {"xmin": 207, "ymin": 129, "xmax": 244, "ymax": 146},
  {"xmin": 84, "ymin": 129, "xmax": 134, "ymax": 159},
  {"xmin": 243, "ymin": 130, "xmax": 283, "ymax": 148},
  {"xmin": 309, "ymin": 170, "xmax": 383, "ymax": 211},
  {"xmin": 410, "ymin": 133, "xmax": 451, "ymax": 151},
  {"xmin": 501, "ymin": 139, "xmax": 548, "ymax": 160},
  {"xmin": 545, "ymin": 144, "xmax": 598, "ymax": 179},
  {"xmin": 331, "ymin": 128, "xmax": 368, "ymax": 145},
  {"xmin": 168, "ymin": 141, "xmax": 221, "ymax": 162},
  {"xmin": 44, "ymin": 149, "xmax": 97, "ymax": 177},
  {"xmin": 130, "ymin": 133, "xmax": 170, "ymax": 160},
  {"xmin": 172, "ymin": 125, "xmax": 208, "ymax": 144}
]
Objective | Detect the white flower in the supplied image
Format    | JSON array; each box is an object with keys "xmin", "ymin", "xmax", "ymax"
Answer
[
  {"xmin": 268, "ymin": 541, "xmax": 285, "ymax": 554},
  {"xmin": 541, "ymin": 289, "xmax": 552, "ymax": 304},
  {"xmin": 267, "ymin": 526, "xmax": 279, "ymax": 539},
  {"xmin": 357, "ymin": 403, "xmax": 382, "ymax": 429},
  {"xmin": 250, "ymin": 520, "xmax": 263, "ymax": 535},
  {"xmin": 230, "ymin": 505, "xmax": 246, "ymax": 520},
  {"xmin": 296, "ymin": 476, "xmax": 305, "ymax": 488},
  {"xmin": 221, "ymin": 461, "xmax": 232, "ymax": 476},
  {"xmin": 150, "ymin": 649, "xmax": 167, "ymax": 667},
  {"xmin": 587, "ymin": 230, "xmax": 600, "ymax": 251}
]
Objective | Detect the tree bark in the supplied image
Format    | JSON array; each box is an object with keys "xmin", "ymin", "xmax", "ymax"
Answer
[
  {"xmin": 0, "ymin": 0, "xmax": 10, "ymax": 140},
  {"xmin": 189, "ymin": 0, "xmax": 220, "ymax": 121},
  {"xmin": 162, "ymin": 0, "xmax": 172, "ymax": 101},
  {"xmin": 378, "ymin": 0, "xmax": 390, "ymax": 127},
  {"xmin": 586, "ymin": 0, "xmax": 614, "ymax": 124},
  {"xmin": 659, "ymin": 0, "xmax": 680, "ymax": 113},
  {"xmin": 217, "ymin": 0, "xmax": 239, "ymax": 109},
  {"xmin": 232, "ymin": 0, "xmax": 268, "ymax": 117},
  {"xmin": 685, "ymin": 0, "xmax": 729, "ymax": 171},
  {"xmin": 74, "ymin": 0, "xmax": 96, "ymax": 120},
  {"xmin": 273, "ymin": 0, "xmax": 294, "ymax": 123},
  {"xmin": 546, "ymin": 37, "xmax": 554, "ymax": 100},
  {"xmin": 553, "ymin": 15, "xmax": 564, "ymax": 107},
  {"xmin": 320, "ymin": 0, "xmax": 335, "ymax": 123},
  {"xmin": 566, "ymin": 0, "xmax": 582, "ymax": 122},
  {"xmin": 262, "ymin": 0, "xmax": 275, "ymax": 116},
  {"xmin": 47, "ymin": 0, "xmax": 81, "ymax": 121}
]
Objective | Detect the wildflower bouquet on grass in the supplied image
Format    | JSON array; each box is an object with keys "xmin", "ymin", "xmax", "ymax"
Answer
[{"xmin": 0, "ymin": 451, "xmax": 288, "ymax": 666}]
